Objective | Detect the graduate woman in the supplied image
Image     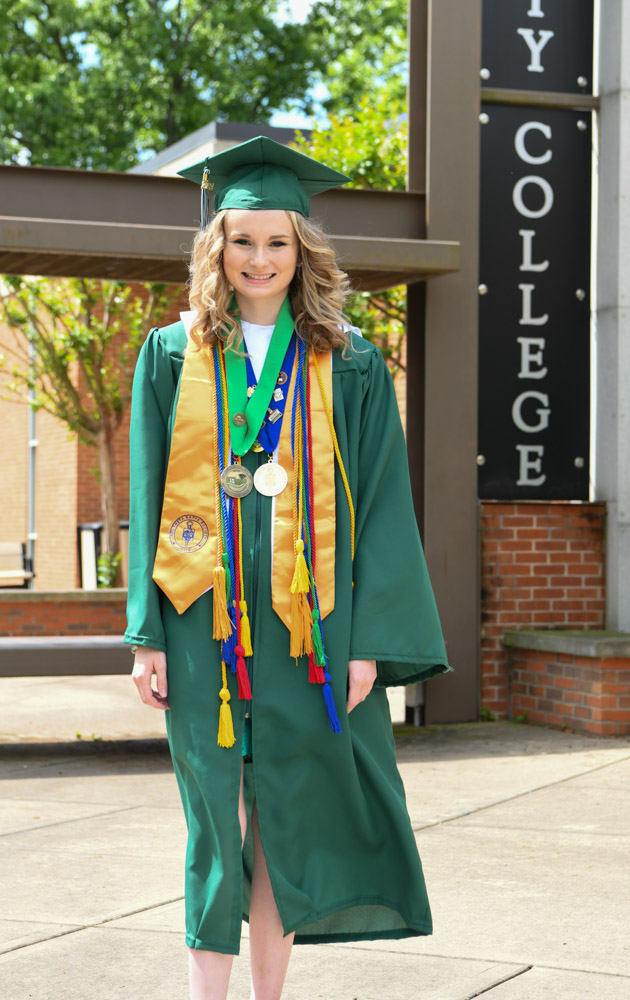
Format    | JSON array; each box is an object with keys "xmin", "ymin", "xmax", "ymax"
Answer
[{"xmin": 126, "ymin": 136, "xmax": 452, "ymax": 1000}]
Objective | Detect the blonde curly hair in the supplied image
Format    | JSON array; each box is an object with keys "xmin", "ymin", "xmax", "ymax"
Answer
[{"xmin": 187, "ymin": 209, "xmax": 352, "ymax": 353}]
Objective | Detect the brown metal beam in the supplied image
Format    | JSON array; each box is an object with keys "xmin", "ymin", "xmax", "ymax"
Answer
[
  {"xmin": 0, "ymin": 164, "xmax": 455, "ymax": 288},
  {"xmin": 481, "ymin": 87, "xmax": 600, "ymax": 111},
  {"xmin": 406, "ymin": 0, "xmax": 429, "ymax": 532},
  {"xmin": 0, "ymin": 218, "xmax": 458, "ymax": 286},
  {"xmin": 407, "ymin": 0, "xmax": 428, "ymax": 193}
]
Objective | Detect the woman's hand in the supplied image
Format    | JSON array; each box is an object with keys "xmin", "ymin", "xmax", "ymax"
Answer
[
  {"xmin": 131, "ymin": 647, "xmax": 169, "ymax": 710},
  {"xmin": 347, "ymin": 659, "xmax": 377, "ymax": 714}
]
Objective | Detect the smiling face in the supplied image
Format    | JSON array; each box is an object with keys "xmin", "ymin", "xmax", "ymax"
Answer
[{"xmin": 222, "ymin": 209, "xmax": 299, "ymax": 323}]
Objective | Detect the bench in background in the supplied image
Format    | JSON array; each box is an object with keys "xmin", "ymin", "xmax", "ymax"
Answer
[
  {"xmin": 0, "ymin": 635, "xmax": 130, "ymax": 677},
  {"xmin": 0, "ymin": 543, "xmax": 34, "ymax": 589}
]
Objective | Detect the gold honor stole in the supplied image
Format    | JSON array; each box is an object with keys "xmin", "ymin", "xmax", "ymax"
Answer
[{"xmin": 152, "ymin": 338, "xmax": 335, "ymax": 631}]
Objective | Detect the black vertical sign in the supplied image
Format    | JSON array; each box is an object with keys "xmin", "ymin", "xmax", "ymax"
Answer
[
  {"xmin": 478, "ymin": 2, "xmax": 594, "ymax": 500},
  {"xmin": 482, "ymin": 0, "xmax": 594, "ymax": 94}
]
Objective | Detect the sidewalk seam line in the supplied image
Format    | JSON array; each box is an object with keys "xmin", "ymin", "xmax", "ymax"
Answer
[
  {"xmin": 0, "ymin": 804, "xmax": 139, "ymax": 839},
  {"xmin": 413, "ymin": 753, "xmax": 630, "ymax": 831},
  {"xmin": 306, "ymin": 942, "xmax": 630, "ymax": 978},
  {"xmin": 0, "ymin": 894, "xmax": 185, "ymax": 957},
  {"xmin": 456, "ymin": 963, "xmax": 532, "ymax": 999}
]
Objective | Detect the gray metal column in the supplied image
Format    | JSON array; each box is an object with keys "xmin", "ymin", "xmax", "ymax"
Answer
[
  {"xmin": 422, "ymin": 0, "xmax": 482, "ymax": 721},
  {"xmin": 596, "ymin": 0, "xmax": 630, "ymax": 630},
  {"xmin": 406, "ymin": 0, "xmax": 428, "ymax": 527},
  {"xmin": 406, "ymin": 0, "xmax": 428, "ymax": 724}
]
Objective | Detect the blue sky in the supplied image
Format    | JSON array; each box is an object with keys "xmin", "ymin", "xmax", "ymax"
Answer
[{"xmin": 271, "ymin": 0, "xmax": 327, "ymax": 128}]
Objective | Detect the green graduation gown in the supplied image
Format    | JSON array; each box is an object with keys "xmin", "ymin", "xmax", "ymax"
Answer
[{"xmin": 125, "ymin": 321, "xmax": 452, "ymax": 955}]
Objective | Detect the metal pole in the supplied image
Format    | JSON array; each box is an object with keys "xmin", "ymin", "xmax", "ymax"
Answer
[
  {"xmin": 26, "ymin": 341, "xmax": 37, "ymax": 587},
  {"xmin": 405, "ymin": 0, "xmax": 428, "ymax": 723},
  {"xmin": 422, "ymin": 0, "xmax": 483, "ymax": 722}
]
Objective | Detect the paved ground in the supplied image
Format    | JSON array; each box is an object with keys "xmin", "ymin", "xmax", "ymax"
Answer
[{"xmin": 0, "ymin": 676, "xmax": 629, "ymax": 999}]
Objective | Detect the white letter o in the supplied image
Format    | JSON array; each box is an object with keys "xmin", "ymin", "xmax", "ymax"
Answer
[{"xmin": 513, "ymin": 175, "xmax": 554, "ymax": 218}]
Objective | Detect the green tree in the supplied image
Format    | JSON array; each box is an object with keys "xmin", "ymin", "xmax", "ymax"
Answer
[
  {"xmin": 308, "ymin": 0, "xmax": 408, "ymax": 116},
  {"xmin": 293, "ymin": 92, "xmax": 408, "ymax": 375},
  {"xmin": 0, "ymin": 0, "xmax": 407, "ymax": 171},
  {"xmin": 0, "ymin": 0, "xmax": 324, "ymax": 169},
  {"xmin": 0, "ymin": 277, "xmax": 173, "ymax": 572}
]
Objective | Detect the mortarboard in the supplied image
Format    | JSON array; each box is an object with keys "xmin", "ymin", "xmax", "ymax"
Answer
[{"xmin": 177, "ymin": 135, "xmax": 351, "ymax": 226}]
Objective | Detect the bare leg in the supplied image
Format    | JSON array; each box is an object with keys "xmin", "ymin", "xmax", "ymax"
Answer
[
  {"xmin": 249, "ymin": 800, "xmax": 295, "ymax": 1000},
  {"xmin": 188, "ymin": 759, "xmax": 248, "ymax": 1000}
]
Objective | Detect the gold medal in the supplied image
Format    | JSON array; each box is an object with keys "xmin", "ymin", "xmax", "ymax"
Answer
[
  {"xmin": 250, "ymin": 439, "xmax": 264, "ymax": 453},
  {"xmin": 221, "ymin": 464, "xmax": 253, "ymax": 498},
  {"xmin": 253, "ymin": 462, "xmax": 288, "ymax": 497}
]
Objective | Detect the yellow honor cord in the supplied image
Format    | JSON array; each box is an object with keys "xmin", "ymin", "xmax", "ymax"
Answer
[
  {"xmin": 313, "ymin": 352, "xmax": 355, "ymax": 560},
  {"xmin": 237, "ymin": 499, "xmax": 254, "ymax": 656},
  {"xmin": 210, "ymin": 347, "xmax": 232, "ymax": 641},
  {"xmin": 288, "ymin": 370, "xmax": 313, "ymax": 658}
]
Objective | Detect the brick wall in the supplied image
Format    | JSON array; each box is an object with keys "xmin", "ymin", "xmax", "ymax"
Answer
[
  {"xmin": 1, "ymin": 286, "xmax": 187, "ymax": 589},
  {"xmin": 0, "ymin": 322, "xmax": 29, "ymax": 546},
  {"xmin": 76, "ymin": 408, "xmax": 132, "ymax": 526},
  {"xmin": 35, "ymin": 406, "xmax": 80, "ymax": 589},
  {"xmin": 392, "ymin": 330, "xmax": 406, "ymax": 431},
  {"xmin": 481, "ymin": 501, "xmax": 606, "ymax": 718},
  {"xmin": 0, "ymin": 591, "xmax": 127, "ymax": 636},
  {"xmin": 510, "ymin": 647, "xmax": 630, "ymax": 737}
]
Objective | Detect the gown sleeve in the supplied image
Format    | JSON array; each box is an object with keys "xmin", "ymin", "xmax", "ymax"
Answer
[
  {"xmin": 124, "ymin": 328, "xmax": 173, "ymax": 652},
  {"xmin": 348, "ymin": 347, "xmax": 453, "ymax": 686}
]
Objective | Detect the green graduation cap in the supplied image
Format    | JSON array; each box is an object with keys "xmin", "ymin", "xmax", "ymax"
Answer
[{"xmin": 177, "ymin": 135, "xmax": 351, "ymax": 226}]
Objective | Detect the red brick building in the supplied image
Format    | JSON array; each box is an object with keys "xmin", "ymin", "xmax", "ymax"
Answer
[{"xmin": 0, "ymin": 289, "xmax": 187, "ymax": 590}]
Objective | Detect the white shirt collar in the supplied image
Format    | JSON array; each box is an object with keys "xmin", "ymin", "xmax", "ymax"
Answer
[{"xmin": 180, "ymin": 310, "xmax": 196, "ymax": 336}]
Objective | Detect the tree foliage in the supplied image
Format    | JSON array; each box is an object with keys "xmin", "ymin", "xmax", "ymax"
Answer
[
  {"xmin": 294, "ymin": 91, "xmax": 408, "ymax": 376},
  {"xmin": 0, "ymin": 276, "xmax": 174, "ymax": 558},
  {"xmin": 308, "ymin": 0, "xmax": 407, "ymax": 116},
  {"xmin": 0, "ymin": 0, "xmax": 408, "ymax": 171},
  {"xmin": 0, "ymin": 276, "xmax": 168, "ymax": 439}
]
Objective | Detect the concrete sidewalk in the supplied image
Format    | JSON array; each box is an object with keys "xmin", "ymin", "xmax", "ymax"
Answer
[{"xmin": 0, "ymin": 679, "xmax": 628, "ymax": 999}]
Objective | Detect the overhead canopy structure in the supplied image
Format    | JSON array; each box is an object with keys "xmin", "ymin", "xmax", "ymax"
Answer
[{"xmin": 0, "ymin": 163, "xmax": 459, "ymax": 293}]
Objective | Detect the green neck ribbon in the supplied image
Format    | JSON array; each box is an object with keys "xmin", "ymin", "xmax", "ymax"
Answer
[{"xmin": 223, "ymin": 295, "xmax": 295, "ymax": 456}]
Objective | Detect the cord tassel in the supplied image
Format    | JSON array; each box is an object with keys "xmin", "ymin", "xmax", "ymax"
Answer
[
  {"xmin": 290, "ymin": 591, "xmax": 313, "ymax": 658},
  {"xmin": 290, "ymin": 592, "xmax": 305, "ymax": 658},
  {"xmin": 212, "ymin": 564, "xmax": 232, "ymax": 641},
  {"xmin": 235, "ymin": 645, "xmax": 253, "ymax": 700},
  {"xmin": 290, "ymin": 538, "xmax": 310, "ymax": 594},
  {"xmin": 308, "ymin": 652, "xmax": 325, "ymax": 685},
  {"xmin": 311, "ymin": 608, "xmax": 326, "ymax": 667},
  {"xmin": 239, "ymin": 600, "xmax": 253, "ymax": 657},
  {"xmin": 217, "ymin": 662, "xmax": 236, "ymax": 748},
  {"xmin": 223, "ymin": 604, "xmax": 237, "ymax": 670},
  {"xmin": 222, "ymin": 552, "xmax": 232, "ymax": 613},
  {"xmin": 322, "ymin": 671, "xmax": 342, "ymax": 734}
]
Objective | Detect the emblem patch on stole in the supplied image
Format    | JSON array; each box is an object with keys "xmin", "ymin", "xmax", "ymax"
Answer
[{"xmin": 169, "ymin": 514, "xmax": 209, "ymax": 553}]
